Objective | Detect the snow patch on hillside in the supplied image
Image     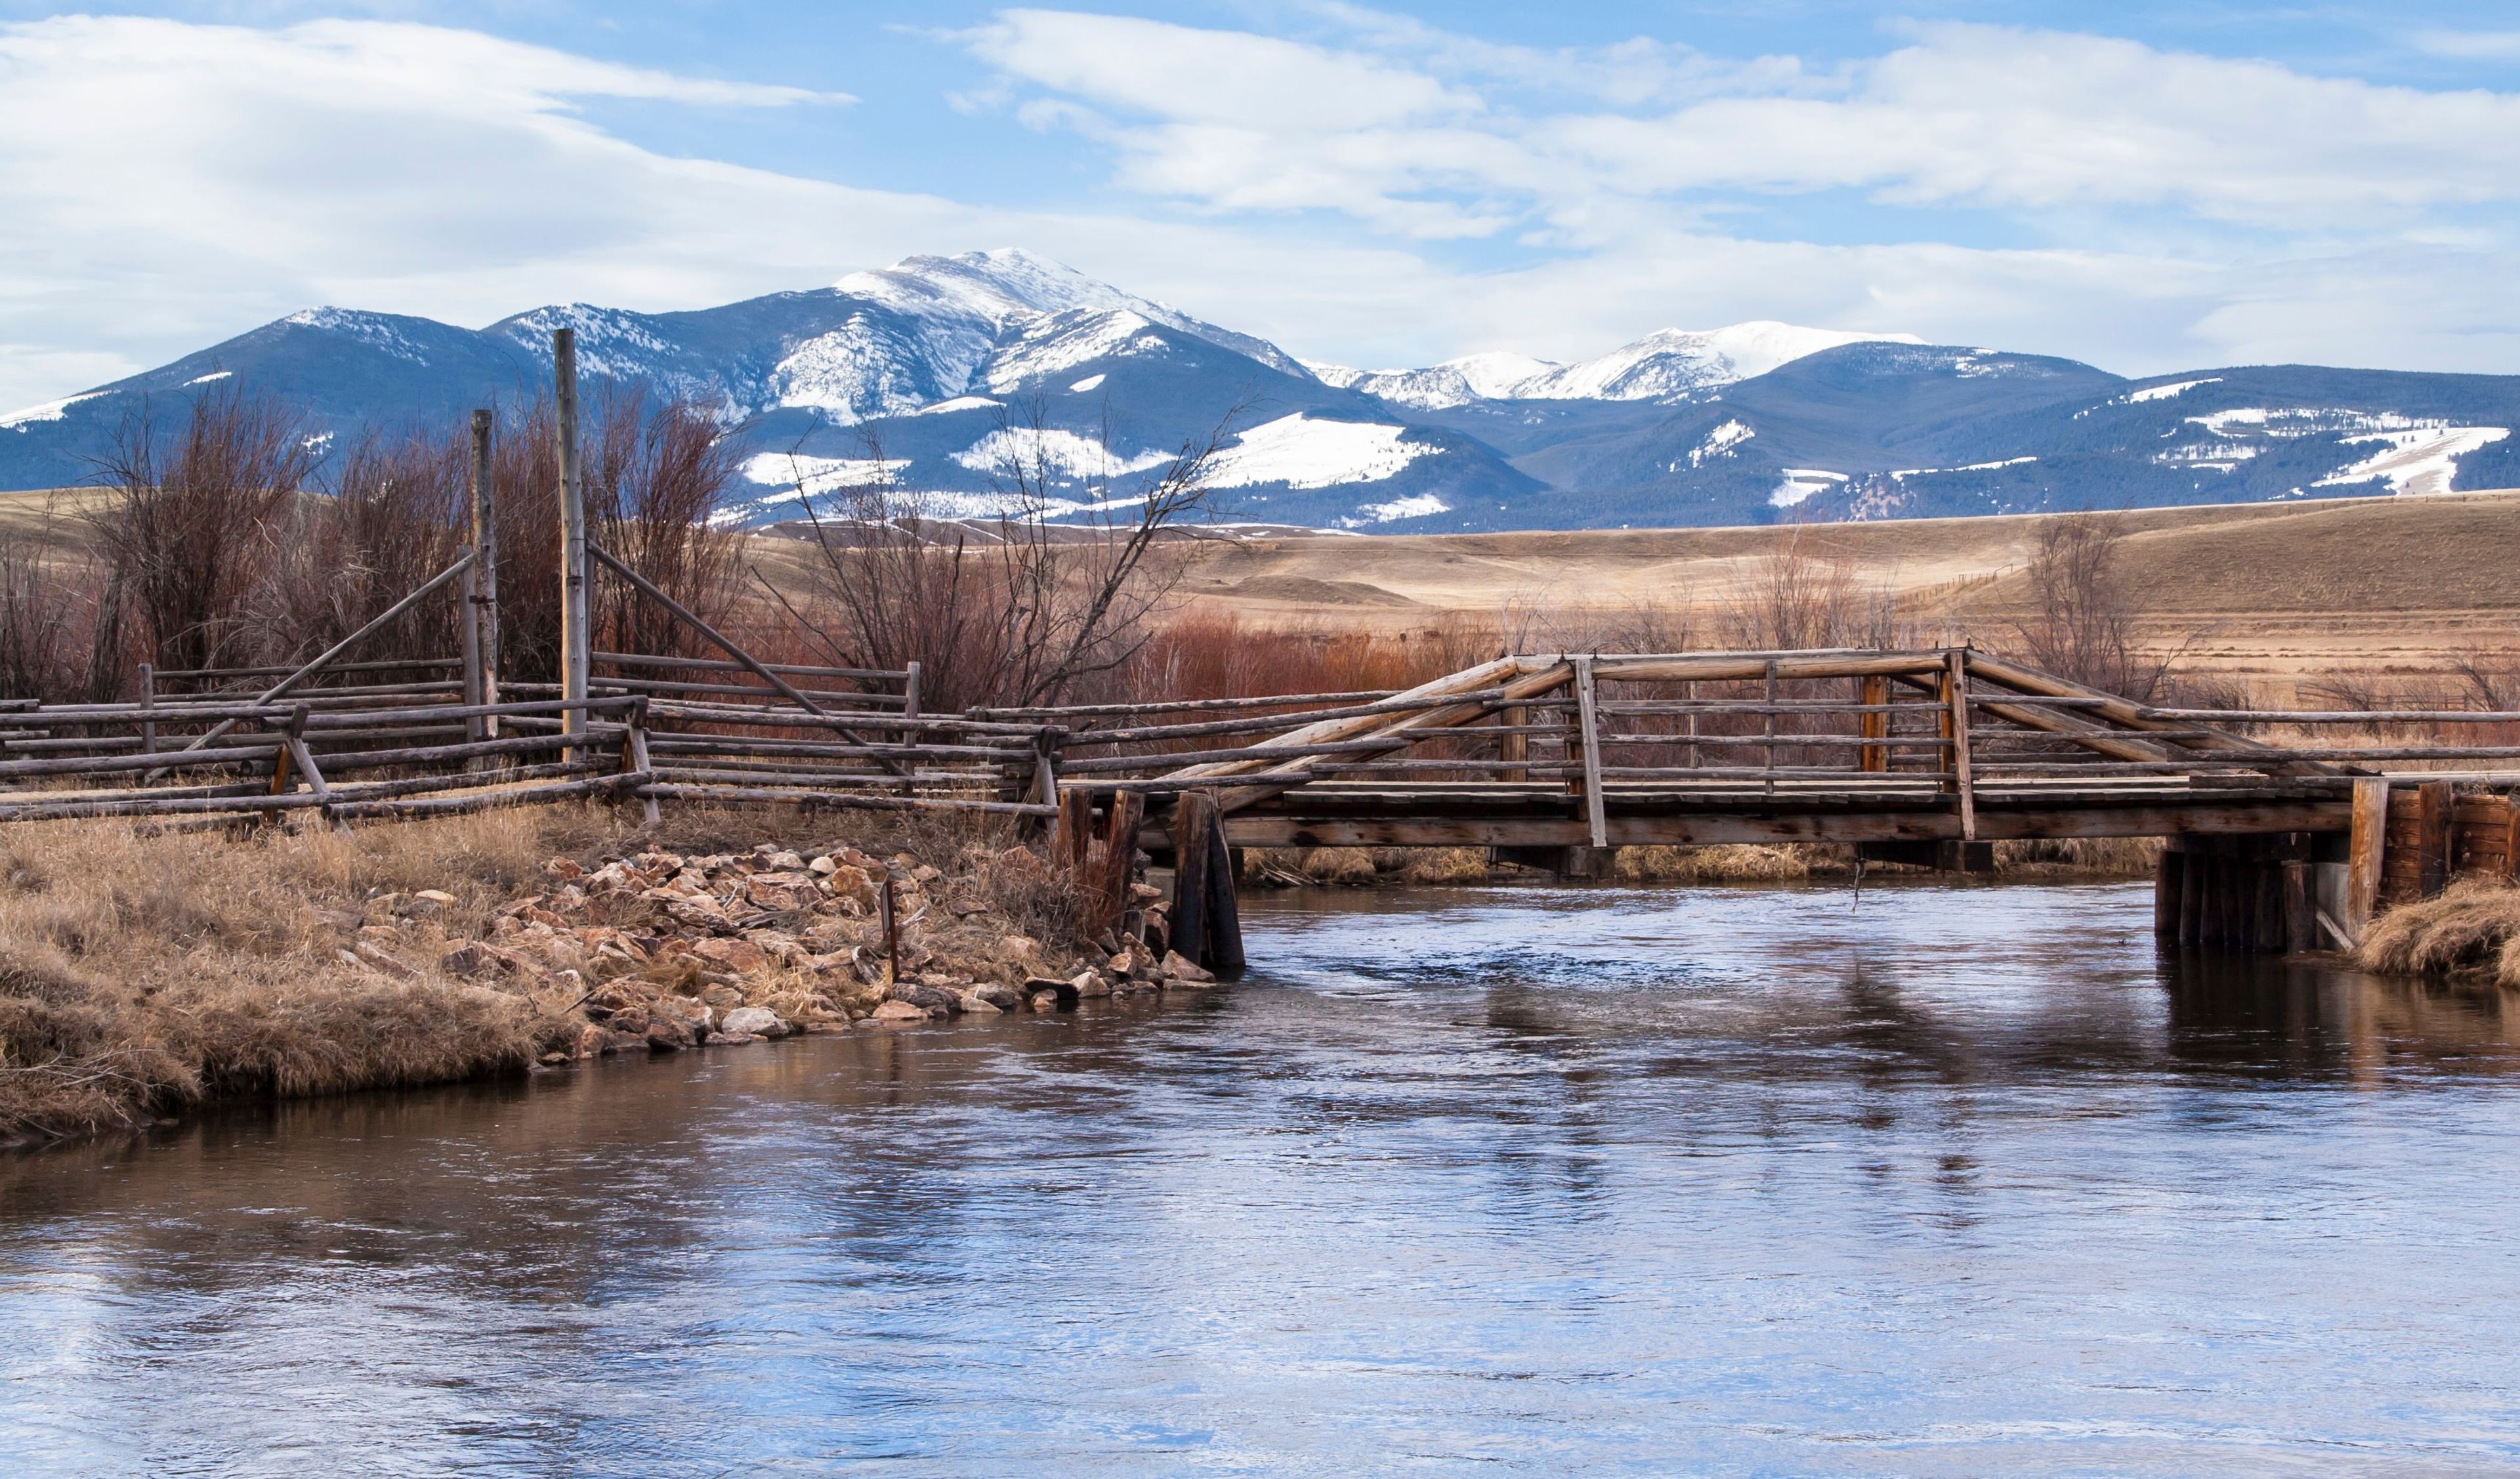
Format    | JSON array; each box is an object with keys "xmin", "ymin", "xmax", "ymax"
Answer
[
  {"xmin": 2315, "ymin": 426, "xmax": 2508, "ymax": 496},
  {"xmin": 740, "ymin": 452, "xmax": 898, "ymax": 497},
  {"xmin": 911, "ymin": 395, "xmax": 1003, "ymax": 417},
  {"xmin": 1206, "ymin": 415, "xmax": 1433, "ymax": 489},
  {"xmin": 1771, "ymin": 468, "xmax": 1848, "ymax": 507},
  {"xmin": 2127, "ymin": 377, "xmax": 2219, "ymax": 403},
  {"xmin": 1340, "ymin": 492, "xmax": 1448, "ymax": 527},
  {"xmin": 951, "ymin": 427, "xmax": 1171, "ymax": 480},
  {"xmin": 1, "ymin": 390, "xmax": 108, "ymax": 429},
  {"xmin": 1675, "ymin": 419, "xmax": 1754, "ymax": 471}
]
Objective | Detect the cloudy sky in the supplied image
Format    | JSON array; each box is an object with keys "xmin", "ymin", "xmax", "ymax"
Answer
[{"xmin": 2, "ymin": 1, "xmax": 2517, "ymax": 410}]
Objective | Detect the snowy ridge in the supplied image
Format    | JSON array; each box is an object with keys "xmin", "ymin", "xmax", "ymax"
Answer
[
  {"xmin": 1335, "ymin": 322, "xmax": 1923, "ymax": 408},
  {"xmin": 282, "ymin": 308, "xmax": 438, "ymax": 365},
  {"xmin": 980, "ymin": 310, "xmax": 1171, "ymax": 393}
]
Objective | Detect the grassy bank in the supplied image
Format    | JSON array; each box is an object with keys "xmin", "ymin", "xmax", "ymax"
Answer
[
  {"xmin": 0, "ymin": 805, "xmax": 1131, "ymax": 1146},
  {"xmin": 2356, "ymin": 880, "xmax": 2520, "ymax": 989}
]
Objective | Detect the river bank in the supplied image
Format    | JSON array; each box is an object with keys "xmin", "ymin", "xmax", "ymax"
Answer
[{"xmin": 0, "ymin": 805, "xmax": 1209, "ymax": 1146}]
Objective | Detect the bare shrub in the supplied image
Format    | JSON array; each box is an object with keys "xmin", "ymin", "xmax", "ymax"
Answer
[
  {"xmin": 254, "ymin": 425, "xmax": 470, "ymax": 668},
  {"xmin": 0, "ymin": 503, "xmax": 124, "ymax": 703},
  {"xmin": 89, "ymin": 389, "xmax": 318, "ymax": 679},
  {"xmin": 2012, "ymin": 513, "xmax": 2175, "ymax": 700},
  {"xmin": 1718, "ymin": 526, "xmax": 1898, "ymax": 652},
  {"xmin": 586, "ymin": 389, "xmax": 740, "ymax": 660}
]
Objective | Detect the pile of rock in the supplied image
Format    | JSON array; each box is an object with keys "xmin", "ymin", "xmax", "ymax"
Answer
[{"xmin": 387, "ymin": 841, "xmax": 1215, "ymax": 1063}]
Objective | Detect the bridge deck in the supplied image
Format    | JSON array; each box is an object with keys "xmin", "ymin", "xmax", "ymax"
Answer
[{"xmin": 1195, "ymin": 777, "xmax": 2353, "ymax": 847}]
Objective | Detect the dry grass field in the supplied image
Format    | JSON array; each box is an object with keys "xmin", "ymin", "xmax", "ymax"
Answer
[
  {"xmin": 1159, "ymin": 490, "xmax": 2520, "ymax": 693},
  {"xmin": 10, "ymin": 483, "xmax": 2515, "ymax": 696}
]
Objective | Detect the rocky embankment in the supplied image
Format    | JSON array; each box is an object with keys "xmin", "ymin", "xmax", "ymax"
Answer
[{"xmin": 387, "ymin": 842, "xmax": 1213, "ymax": 1060}]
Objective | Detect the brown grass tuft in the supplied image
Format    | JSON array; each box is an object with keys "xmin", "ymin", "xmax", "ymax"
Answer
[{"xmin": 2356, "ymin": 878, "xmax": 2520, "ymax": 987}]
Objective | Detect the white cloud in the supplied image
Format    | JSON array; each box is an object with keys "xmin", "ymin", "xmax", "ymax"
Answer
[
  {"xmin": 962, "ymin": 15, "xmax": 2520, "ymax": 232},
  {"xmin": 2, "ymin": 8, "xmax": 2519, "ymax": 415}
]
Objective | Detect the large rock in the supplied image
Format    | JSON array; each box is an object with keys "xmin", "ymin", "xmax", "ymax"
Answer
[
  {"xmin": 870, "ymin": 999, "xmax": 928, "ymax": 1025},
  {"xmin": 1162, "ymin": 950, "xmax": 1215, "ymax": 983},
  {"xmin": 721, "ymin": 1006, "xmax": 789, "ymax": 1038},
  {"xmin": 644, "ymin": 1017, "xmax": 694, "ymax": 1052},
  {"xmin": 887, "ymin": 981, "xmax": 960, "ymax": 1013}
]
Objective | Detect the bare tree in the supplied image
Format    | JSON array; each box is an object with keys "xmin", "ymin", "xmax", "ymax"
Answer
[
  {"xmin": 780, "ymin": 398, "xmax": 1238, "ymax": 711},
  {"xmin": 2013, "ymin": 512, "xmax": 2170, "ymax": 699},
  {"xmin": 255, "ymin": 425, "xmax": 469, "ymax": 668},
  {"xmin": 89, "ymin": 389, "xmax": 317, "ymax": 681},
  {"xmin": 1719, "ymin": 524, "xmax": 1897, "ymax": 651}
]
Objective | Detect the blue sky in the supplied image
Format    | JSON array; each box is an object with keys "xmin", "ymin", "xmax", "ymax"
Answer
[{"xmin": 2, "ymin": 1, "xmax": 2517, "ymax": 409}]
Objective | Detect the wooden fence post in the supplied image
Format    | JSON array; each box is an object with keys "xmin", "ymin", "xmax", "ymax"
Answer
[
  {"xmin": 467, "ymin": 408, "xmax": 501, "ymax": 744},
  {"xmin": 553, "ymin": 328, "xmax": 589, "ymax": 751},
  {"xmin": 903, "ymin": 661, "xmax": 921, "ymax": 725},
  {"xmin": 138, "ymin": 663, "xmax": 155, "ymax": 756}
]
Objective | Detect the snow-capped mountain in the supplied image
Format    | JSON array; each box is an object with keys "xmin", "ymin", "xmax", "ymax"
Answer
[
  {"xmin": 1309, "ymin": 322, "xmax": 1923, "ymax": 411},
  {"xmin": 5, "ymin": 249, "xmax": 2516, "ymax": 532}
]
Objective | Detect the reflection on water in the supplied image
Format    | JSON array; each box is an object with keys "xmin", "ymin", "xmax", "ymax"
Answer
[{"xmin": 5, "ymin": 879, "xmax": 2520, "ymax": 1475}]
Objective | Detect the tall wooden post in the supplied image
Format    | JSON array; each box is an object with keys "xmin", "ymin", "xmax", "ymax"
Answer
[
  {"xmin": 553, "ymin": 329, "xmax": 589, "ymax": 748},
  {"xmin": 460, "ymin": 412, "xmax": 487, "ymax": 742},
  {"xmin": 468, "ymin": 408, "xmax": 501, "ymax": 742},
  {"xmin": 2344, "ymin": 779, "xmax": 2389, "ymax": 944}
]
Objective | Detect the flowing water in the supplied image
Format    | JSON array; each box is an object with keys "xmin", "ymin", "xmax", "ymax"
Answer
[{"xmin": 5, "ymin": 878, "xmax": 2520, "ymax": 1476}]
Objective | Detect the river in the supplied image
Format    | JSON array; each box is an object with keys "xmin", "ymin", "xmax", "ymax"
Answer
[{"xmin": 5, "ymin": 878, "xmax": 2519, "ymax": 1475}]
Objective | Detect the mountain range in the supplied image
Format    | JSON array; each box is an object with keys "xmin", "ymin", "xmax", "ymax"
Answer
[{"xmin": 5, "ymin": 248, "xmax": 2515, "ymax": 532}]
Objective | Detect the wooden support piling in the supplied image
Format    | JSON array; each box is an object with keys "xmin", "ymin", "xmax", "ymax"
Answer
[
  {"xmin": 2416, "ymin": 779, "xmax": 2454, "ymax": 899},
  {"xmin": 1203, "ymin": 811, "xmax": 1244, "ymax": 975},
  {"xmin": 2155, "ymin": 846, "xmax": 2184, "ymax": 940},
  {"xmin": 2345, "ymin": 779, "xmax": 2388, "ymax": 945},
  {"xmin": 2282, "ymin": 861, "xmax": 2317, "ymax": 953},
  {"xmin": 1097, "ymin": 790, "xmax": 1143, "ymax": 938},
  {"xmin": 1171, "ymin": 790, "xmax": 1214, "ymax": 961}
]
